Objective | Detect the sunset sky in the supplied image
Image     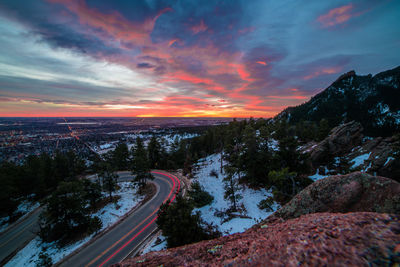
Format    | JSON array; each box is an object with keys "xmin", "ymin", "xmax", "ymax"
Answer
[{"xmin": 0, "ymin": 0, "xmax": 399, "ymax": 117}]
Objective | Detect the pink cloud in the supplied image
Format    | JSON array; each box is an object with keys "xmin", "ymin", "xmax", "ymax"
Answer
[
  {"xmin": 190, "ymin": 20, "xmax": 207, "ymax": 34},
  {"xmin": 48, "ymin": 0, "xmax": 171, "ymax": 46},
  {"xmin": 317, "ymin": 4, "xmax": 355, "ymax": 27},
  {"xmin": 256, "ymin": 61, "xmax": 267, "ymax": 66},
  {"xmin": 41, "ymin": 0, "xmax": 294, "ymax": 118},
  {"xmin": 303, "ymin": 66, "xmax": 343, "ymax": 80}
]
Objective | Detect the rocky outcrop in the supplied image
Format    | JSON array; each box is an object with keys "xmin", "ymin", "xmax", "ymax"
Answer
[
  {"xmin": 346, "ymin": 136, "xmax": 400, "ymax": 181},
  {"xmin": 304, "ymin": 120, "xmax": 400, "ymax": 181},
  {"xmin": 309, "ymin": 121, "xmax": 364, "ymax": 166},
  {"xmin": 266, "ymin": 172, "xmax": 400, "ymax": 223},
  {"xmin": 116, "ymin": 212, "xmax": 400, "ymax": 267},
  {"xmin": 334, "ymin": 70, "xmax": 356, "ymax": 83}
]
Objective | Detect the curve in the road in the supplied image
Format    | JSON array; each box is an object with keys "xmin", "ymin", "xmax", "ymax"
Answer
[
  {"xmin": 59, "ymin": 171, "xmax": 181, "ymax": 267},
  {"xmin": 96, "ymin": 171, "xmax": 180, "ymax": 267}
]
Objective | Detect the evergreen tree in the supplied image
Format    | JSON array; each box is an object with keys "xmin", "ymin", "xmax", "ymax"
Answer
[
  {"xmin": 82, "ymin": 178, "xmax": 102, "ymax": 211},
  {"xmin": 278, "ymin": 136, "xmax": 310, "ymax": 174},
  {"xmin": 241, "ymin": 124, "xmax": 271, "ymax": 185},
  {"xmin": 223, "ymin": 166, "xmax": 242, "ymax": 211},
  {"xmin": 39, "ymin": 181, "xmax": 102, "ymax": 244},
  {"xmin": 156, "ymin": 195, "xmax": 220, "ymax": 248},
  {"xmin": 65, "ymin": 150, "xmax": 86, "ymax": 179},
  {"xmin": 147, "ymin": 136, "xmax": 162, "ymax": 168},
  {"xmin": 188, "ymin": 181, "xmax": 214, "ymax": 208},
  {"xmin": 131, "ymin": 137, "xmax": 153, "ymax": 188},
  {"xmin": 112, "ymin": 143, "xmax": 130, "ymax": 170},
  {"xmin": 38, "ymin": 153, "xmax": 54, "ymax": 196},
  {"xmin": 318, "ymin": 118, "xmax": 330, "ymax": 141},
  {"xmin": 0, "ymin": 162, "xmax": 19, "ymax": 219},
  {"xmin": 98, "ymin": 162, "xmax": 118, "ymax": 200},
  {"xmin": 267, "ymin": 168, "xmax": 312, "ymax": 205},
  {"xmin": 53, "ymin": 150, "xmax": 69, "ymax": 183},
  {"xmin": 183, "ymin": 153, "xmax": 193, "ymax": 176}
]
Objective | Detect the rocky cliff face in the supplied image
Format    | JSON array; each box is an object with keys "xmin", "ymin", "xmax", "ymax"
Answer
[
  {"xmin": 117, "ymin": 172, "xmax": 400, "ymax": 267},
  {"xmin": 308, "ymin": 121, "xmax": 364, "ymax": 166},
  {"xmin": 303, "ymin": 120, "xmax": 400, "ymax": 181}
]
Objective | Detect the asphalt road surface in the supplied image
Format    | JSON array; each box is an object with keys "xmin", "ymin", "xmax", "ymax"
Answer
[
  {"xmin": 0, "ymin": 207, "xmax": 42, "ymax": 264},
  {"xmin": 59, "ymin": 171, "xmax": 180, "ymax": 267},
  {"xmin": 0, "ymin": 171, "xmax": 180, "ymax": 267}
]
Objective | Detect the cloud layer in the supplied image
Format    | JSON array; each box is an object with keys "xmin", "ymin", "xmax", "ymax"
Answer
[{"xmin": 0, "ymin": 0, "xmax": 399, "ymax": 117}]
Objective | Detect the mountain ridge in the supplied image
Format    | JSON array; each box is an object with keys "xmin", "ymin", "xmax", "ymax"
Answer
[{"xmin": 276, "ymin": 65, "xmax": 400, "ymax": 136}]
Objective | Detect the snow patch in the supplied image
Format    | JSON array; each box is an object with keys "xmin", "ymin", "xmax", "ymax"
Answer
[
  {"xmin": 192, "ymin": 154, "xmax": 277, "ymax": 235},
  {"xmin": 268, "ymin": 139, "xmax": 279, "ymax": 151},
  {"xmin": 0, "ymin": 200, "xmax": 39, "ymax": 234},
  {"xmin": 141, "ymin": 234, "xmax": 167, "ymax": 254},
  {"xmin": 309, "ymin": 169, "xmax": 329, "ymax": 181},
  {"xmin": 384, "ymin": 156, "xmax": 395, "ymax": 166},
  {"xmin": 5, "ymin": 182, "xmax": 143, "ymax": 266},
  {"xmin": 350, "ymin": 153, "xmax": 371, "ymax": 169}
]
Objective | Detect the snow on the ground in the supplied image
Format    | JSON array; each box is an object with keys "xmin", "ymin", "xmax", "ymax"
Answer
[
  {"xmin": 309, "ymin": 166, "xmax": 337, "ymax": 181},
  {"xmin": 268, "ymin": 139, "xmax": 279, "ymax": 151},
  {"xmin": 350, "ymin": 152, "xmax": 371, "ymax": 169},
  {"xmin": 99, "ymin": 143, "xmax": 113, "ymax": 150},
  {"xmin": 384, "ymin": 156, "xmax": 395, "ymax": 166},
  {"xmin": 141, "ymin": 234, "xmax": 167, "ymax": 254},
  {"xmin": 161, "ymin": 133, "xmax": 199, "ymax": 152},
  {"xmin": 5, "ymin": 182, "xmax": 143, "ymax": 267},
  {"xmin": 309, "ymin": 169, "xmax": 330, "ymax": 181},
  {"xmin": 192, "ymin": 154, "xmax": 277, "ymax": 235},
  {"xmin": 0, "ymin": 200, "xmax": 39, "ymax": 233}
]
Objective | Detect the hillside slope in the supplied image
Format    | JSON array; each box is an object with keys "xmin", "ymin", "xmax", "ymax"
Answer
[
  {"xmin": 277, "ymin": 66, "xmax": 400, "ymax": 136},
  {"xmin": 117, "ymin": 172, "xmax": 400, "ymax": 266}
]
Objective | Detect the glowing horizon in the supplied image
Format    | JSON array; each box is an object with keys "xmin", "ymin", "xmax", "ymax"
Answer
[{"xmin": 0, "ymin": 1, "xmax": 399, "ymax": 117}]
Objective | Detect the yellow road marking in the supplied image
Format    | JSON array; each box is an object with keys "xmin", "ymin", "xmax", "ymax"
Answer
[{"xmin": 85, "ymin": 174, "xmax": 173, "ymax": 267}]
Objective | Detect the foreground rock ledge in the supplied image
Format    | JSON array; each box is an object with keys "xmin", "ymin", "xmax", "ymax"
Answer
[
  {"xmin": 266, "ymin": 172, "xmax": 400, "ymax": 223},
  {"xmin": 115, "ymin": 212, "xmax": 400, "ymax": 267}
]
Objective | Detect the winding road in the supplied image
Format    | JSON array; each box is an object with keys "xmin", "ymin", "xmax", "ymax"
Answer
[{"xmin": 0, "ymin": 171, "xmax": 180, "ymax": 267}]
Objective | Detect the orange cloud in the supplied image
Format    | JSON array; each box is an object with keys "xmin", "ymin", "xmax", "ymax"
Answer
[
  {"xmin": 162, "ymin": 71, "xmax": 213, "ymax": 85},
  {"xmin": 303, "ymin": 66, "xmax": 342, "ymax": 80},
  {"xmin": 266, "ymin": 95, "xmax": 308, "ymax": 100},
  {"xmin": 256, "ymin": 61, "xmax": 267, "ymax": 66},
  {"xmin": 317, "ymin": 4, "xmax": 355, "ymax": 27},
  {"xmin": 38, "ymin": 0, "xmax": 294, "ymax": 118}
]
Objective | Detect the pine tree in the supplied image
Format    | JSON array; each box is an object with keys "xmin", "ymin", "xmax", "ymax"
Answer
[
  {"xmin": 223, "ymin": 166, "xmax": 242, "ymax": 212},
  {"xmin": 268, "ymin": 168, "xmax": 298, "ymax": 205},
  {"xmin": 112, "ymin": 143, "xmax": 129, "ymax": 170},
  {"xmin": 39, "ymin": 181, "xmax": 102, "ymax": 244},
  {"xmin": 183, "ymin": 153, "xmax": 193, "ymax": 176},
  {"xmin": 148, "ymin": 136, "xmax": 162, "ymax": 168},
  {"xmin": 82, "ymin": 178, "xmax": 102, "ymax": 211},
  {"xmin": 98, "ymin": 162, "xmax": 118, "ymax": 200},
  {"xmin": 156, "ymin": 195, "xmax": 220, "ymax": 248},
  {"xmin": 131, "ymin": 137, "xmax": 153, "ymax": 188},
  {"xmin": 318, "ymin": 118, "xmax": 330, "ymax": 141}
]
